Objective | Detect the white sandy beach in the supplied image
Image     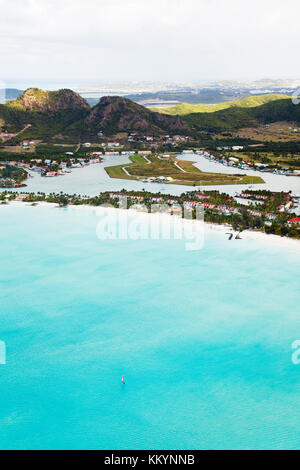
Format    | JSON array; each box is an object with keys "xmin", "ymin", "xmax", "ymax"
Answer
[{"xmin": 3, "ymin": 200, "xmax": 300, "ymax": 253}]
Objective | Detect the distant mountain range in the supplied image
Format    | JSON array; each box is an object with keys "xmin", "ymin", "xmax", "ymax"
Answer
[
  {"xmin": 75, "ymin": 78, "xmax": 300, "ymax": 95},
  {"xmin": 77, "ymin": 79, "xmax": 300, "ymax": 108},
  {"xmin": 0, "ymin": 87, "xmax": 299, "ymax": 140},
  {"xmin": 2, "ymin": 84, "xmax": 297, "ymax": 108}
]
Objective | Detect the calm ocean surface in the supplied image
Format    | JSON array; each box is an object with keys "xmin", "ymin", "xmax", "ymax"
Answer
[{"xmin": 0, "ymin": 204, "xmax": 300, "ymax": 449}]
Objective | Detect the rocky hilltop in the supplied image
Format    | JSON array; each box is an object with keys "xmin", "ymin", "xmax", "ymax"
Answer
[
  {"xmin": 85, "ymin": 96, "xmax": 189, "ymax": 135},
  {"xmin": 9, "ymin": 88, "xmax": 90, "ymax": 112},
  {"xmin": 1, "ymin": 88, "xmax": 299, "ymax": 140}
]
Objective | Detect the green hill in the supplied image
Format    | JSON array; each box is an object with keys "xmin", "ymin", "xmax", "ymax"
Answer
[
  {"xmin": 0, "ymin": 88, "xmax": 91, "ymax": 140},
  {"xmin": 0, "ymin": 90, "xmax": 189, "ymax": 140},
  {"xmin": 6, "ymin": 88, "xmax": 90, "ymax": 112},
  {"xmin": 182, "ymin": 98, "xmax": 300, "ymax": 132},
  {"xmin": 0, "ymin": 89, "xmax": 299, "ymax": 141},
  {"xmin": 152, "ymin": 94, "xmax": 290, "ymax": 115},
  {"xmin": 0, "ymin": 103, "xmax": 90, "ymax": 140},
  {"xmin": 83, "ymin": 96, "xmax": 189, "ymax": 136}
]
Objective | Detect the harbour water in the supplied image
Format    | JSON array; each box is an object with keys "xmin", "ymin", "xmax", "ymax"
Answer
[
  {"xmin": 0, "ymin": 204, "xmax": 300, "ymax": 449},
  {"xmin": 3, "ymin": 153, "xmax": 300, "ymax": 201}
]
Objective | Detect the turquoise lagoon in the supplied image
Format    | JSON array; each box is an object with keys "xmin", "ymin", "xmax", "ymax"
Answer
[{"xmin": 0, "ymin": 203, "xmax": 300, "ymax": 450}]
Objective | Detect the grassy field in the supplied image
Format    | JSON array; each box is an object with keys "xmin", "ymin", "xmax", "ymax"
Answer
[
  {"xmin": 232, "ymin": 121, "xmax": 300, "ymax": 142},
  {"xmin": 151, "ymin": 94, "xmax": 290, "ymax": 115},
  {"xmin": 106, "ymin": 155, "xmax": 264, "ymax": 186},
  {"xmin": 227, "ymin": 150, "xmax": 300, "ymax": 169},
  {"xmin": 0, "ymin": 144, "xmax": 36, "ymax": 153}
]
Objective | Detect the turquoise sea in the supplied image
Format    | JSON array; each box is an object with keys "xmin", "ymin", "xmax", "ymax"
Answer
[{"xmin": 0, "ymin": 204, "xmax": 300, "ymax": 450}]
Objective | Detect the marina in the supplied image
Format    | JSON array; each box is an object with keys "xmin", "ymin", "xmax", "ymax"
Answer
[{"xmin": 2, "ymin": 153, "xmax": 300, "ymax": 203}]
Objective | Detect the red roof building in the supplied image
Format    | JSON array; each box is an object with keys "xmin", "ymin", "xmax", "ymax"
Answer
[{"xmin": 288, "ymin": 217, "xmax": 300, "ymax": 224}]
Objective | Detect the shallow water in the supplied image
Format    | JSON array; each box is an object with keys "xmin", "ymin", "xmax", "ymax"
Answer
[
  {"xmin": 2, "ymin": 153, "xmax": 300, "ymax": 201},
  {"xmin": 0, "ymin": 204, "xmax": 300, "ymax": 449}
]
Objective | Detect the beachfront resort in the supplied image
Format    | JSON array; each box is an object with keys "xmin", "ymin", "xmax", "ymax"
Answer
[{"xmin": 2, "ymin": 187, "xmax": 300, "ymax": 239}]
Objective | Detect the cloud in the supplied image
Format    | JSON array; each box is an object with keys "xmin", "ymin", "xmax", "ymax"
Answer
[{"xmin": 0, "ymin": 0, "xmax": 299, "ymax": 85}]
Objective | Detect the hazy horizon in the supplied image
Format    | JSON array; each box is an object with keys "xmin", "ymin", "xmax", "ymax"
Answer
[{"xmin": 2, "ymin": 78, "xmax": 300, "ymax": 94}]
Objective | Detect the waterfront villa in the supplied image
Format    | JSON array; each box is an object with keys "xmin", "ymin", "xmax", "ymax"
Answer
[{"xmin": 288, "ymin": 217, "xmax": 300, "ymax": 226}]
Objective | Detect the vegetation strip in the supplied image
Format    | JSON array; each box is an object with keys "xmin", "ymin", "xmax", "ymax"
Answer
[{"xmin": 1, "ymin": 188, "xmax": 299, "ymax": 239}]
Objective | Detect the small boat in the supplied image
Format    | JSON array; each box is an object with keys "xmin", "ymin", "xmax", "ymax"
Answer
[
  {"xmin": 226, "ymin": 232, "xmax": 233, "ymax": 240},
  {"xmin": 121, "ymin": 376, "xmax": 126, "ymax": 385}
]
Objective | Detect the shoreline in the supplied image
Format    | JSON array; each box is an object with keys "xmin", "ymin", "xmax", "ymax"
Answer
[{"xmin": 3, "ymin": 199, "xmax": 300, "ymax": 253}]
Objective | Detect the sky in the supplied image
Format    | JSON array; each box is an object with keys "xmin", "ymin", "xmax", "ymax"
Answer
[{"xmin": 0, "ymin": 0, "xmax": 299, "ymax": 88}]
